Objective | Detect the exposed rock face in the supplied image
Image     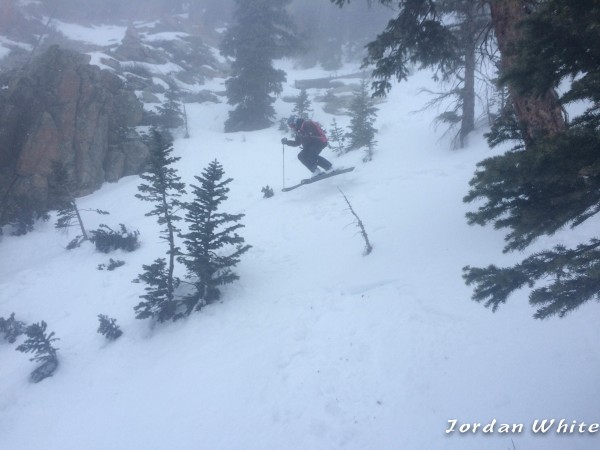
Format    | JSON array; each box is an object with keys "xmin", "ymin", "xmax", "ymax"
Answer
[{"xmin": 0, "ymin": 46, "xmax": 147, "ymax": 220}]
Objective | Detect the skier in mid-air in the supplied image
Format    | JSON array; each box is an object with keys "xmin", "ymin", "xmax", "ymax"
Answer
[{"xmin": 281, "ymin": 115, "xmax": 333, "ymax": 178}]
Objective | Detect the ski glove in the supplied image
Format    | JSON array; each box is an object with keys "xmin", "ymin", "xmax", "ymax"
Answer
[{"xmin": 281, "ymin": 138, "xmax": 288, "ymax": 145}]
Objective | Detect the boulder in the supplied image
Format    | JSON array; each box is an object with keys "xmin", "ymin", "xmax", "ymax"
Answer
[{"xmin": 0, "ymin": 46, "xmax": 147, "ymax": 221}]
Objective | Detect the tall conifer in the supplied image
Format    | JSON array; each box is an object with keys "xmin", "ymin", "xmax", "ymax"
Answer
[
  {"xmin": 221, "ymin": 0, "xmax": 299, "ymax": 132},
  {"xmin": 463, "ymin": 1, "xmax": 600, "ymax": 318},
  {"xmin": 134, "ymin": 129, "xmax": 186, "ymax": 322},
  {"xmin": 331, "ymin": 0, "xmax": 490, "ymax": 147}
]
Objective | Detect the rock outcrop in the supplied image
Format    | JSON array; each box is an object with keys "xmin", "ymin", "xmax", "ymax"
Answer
[{"xmin": 0, "ymin": 46, "xmax": 147, "ymax": 222}]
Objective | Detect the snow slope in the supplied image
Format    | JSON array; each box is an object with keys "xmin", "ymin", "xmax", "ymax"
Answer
[{"xmin": 1, "ymin": 63, "xmax": 599, "ymax": 450}]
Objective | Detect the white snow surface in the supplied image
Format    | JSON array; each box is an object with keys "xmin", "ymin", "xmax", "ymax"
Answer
[
  {"xmin": 51, "ymin": 20, "xmax": 127, "ymax": 46},
  {"xmin": 1, "ymin": 64, "xmax": 599, "ymax": 450},
  {"xmin": 0, "ymin": 36, "xmax": 32, "ymax": 60},
  {"xmin": 141, "ymin": 31, "xmax": 190, "ymax": 42}
]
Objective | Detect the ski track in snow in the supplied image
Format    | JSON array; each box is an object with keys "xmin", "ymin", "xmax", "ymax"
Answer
[{"xmin": 1, "ymin": 61, "xmax": 600, "ymax": 450}]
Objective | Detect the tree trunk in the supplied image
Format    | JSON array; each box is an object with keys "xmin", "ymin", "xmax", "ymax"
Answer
[
  {"xmin": 460, "ymin": 6, "xmax": 476, "ymax": 148},
  {"xmin": 488, "ymin": 0, "xmax": 566, "ymax": 146},
  {"xmin": 72, "ymin": 201, "xmax": 88, "ymax": 240},
  {"xmin": 162, "ymin": 192, "xmax": 176, "ymax": 303}
]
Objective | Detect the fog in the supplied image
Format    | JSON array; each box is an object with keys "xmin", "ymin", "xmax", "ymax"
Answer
[{"xmin": 27, "ymin": 0, "xmax": 394, "ymax": 65}]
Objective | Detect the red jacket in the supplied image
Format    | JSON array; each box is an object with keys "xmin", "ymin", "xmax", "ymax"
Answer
[{"xmin": 287, "ymin": 120, "xmax": 328, "ymax": 148}]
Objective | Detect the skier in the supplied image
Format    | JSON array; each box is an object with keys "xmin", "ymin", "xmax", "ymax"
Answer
[{"xmin": 281, "ymin": 115, "xmax": 333, "ymax": 177}]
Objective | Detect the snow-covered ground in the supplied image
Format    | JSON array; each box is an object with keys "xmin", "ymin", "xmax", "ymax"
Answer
[
  {"xmin": 1, "ymin": 62, "xmax": 599, "ymax": 450},
  {"xmin": 51, "ymin": 20, "xmax": 127, "ymax": 46}
]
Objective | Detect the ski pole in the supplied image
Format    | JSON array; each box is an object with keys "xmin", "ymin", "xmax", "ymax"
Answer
[{"xmin": 282, "ymin": 143, "xmax": 286, "ymax": 189}]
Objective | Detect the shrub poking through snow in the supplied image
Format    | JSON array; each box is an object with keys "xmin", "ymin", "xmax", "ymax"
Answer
[
  {"xmin": 90, "ymin": 224, "xmax": 140, "ymax": 253},
  {"xmin": 97, "ymin": 259, "xmax": 126, "ymax": 271},
  {"xmin": 261, "ymin": 186, "xmax": 274, "ymax": 198},
  {"xmin": 16, "ymin": 321, "xmax": 59, "ymax": 383},
  {"xmin": 97, "ymin": 315, "xmax": 123, "ymax": 341},
  {"xmin": 0, "ymin": 313, "xmax": 26, "ymax": 344}
]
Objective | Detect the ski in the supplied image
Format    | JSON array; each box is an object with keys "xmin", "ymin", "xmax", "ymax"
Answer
[{"xmin": 282, "ymin": 167, "xmax": 355, "ymax": 192}]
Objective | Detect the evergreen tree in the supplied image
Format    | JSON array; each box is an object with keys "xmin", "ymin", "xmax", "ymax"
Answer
[
  {"xmin": 292, "ymin": 88, "xmax": 313, "ymax": 118},
  {"xmin": 134, "ymin": 258, "xmax": 180, "ymax": 321},
  {"xmin": 221, "ymin": 0, "xmax": 299, "ymax": 132},
  {"xmin": 463, "ymin": 1, "xmax": 600, "ymax": 319},
  {"xmin": 156, "ymin": 80, "xmax": 184, "ymax": 130},
  {"xmin": 278, "ymin": 117, "xmax": 290, "ymax": 132},
  {"xmin": 16, "ymin": 321, "xmax": 59, "ymax": 383},
  {"xmin": 328, "ymin": 118, "xmax": 346, "ymax": 156},
  {"xmin": 486, "ymin": 0, "xmax": 566, "ymax": 147},
  {"xmin": 347, "ymin": 79, "xmax": 378, "ymax": 157},
  {"xmin": 134, "ymin": 129, "xmax": 186, "ymax": 322},
  {"xmin": 5, "ymin": 196, "xmax": 50, "ymax": 237},
  {"xmin": 179, "ymin": 160, "xmax": 251, "ymax": 316},
  {"xmin": 330, "ymin": 0, "xmax": 491, "ymax": 147},
  {"xmin": 97, "ymin": 315, "xmax": 123, "ymax": 341},
  {"xmin": 292, "ymin": 0, "xmax": 389, "ymax": 70}
]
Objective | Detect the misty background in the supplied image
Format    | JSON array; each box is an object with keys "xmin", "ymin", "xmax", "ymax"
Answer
[{"xmin": 1, "ymin": 0, "xmax": 395, "ymax": 70}]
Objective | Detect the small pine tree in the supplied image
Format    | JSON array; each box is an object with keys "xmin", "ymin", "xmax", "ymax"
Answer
[
  {"xmin": 0, "ymin": 313, "xmax": 26, "ymax": 344},
  {"xmin": 156, "ymin": 81, "xmax": 184, "ymax": 130},
  {"xmin": 97, "ymin": 315, "xmax": 123, "ymax": 341},
  {"xmin": 278, "ymin": 117, "xmax": 289, "ymax": 132},
  {"xmin": 134, "ymin": 129, "xmax": 186, "ymax": 322},
  {"xmin": 328, "ymin": 118, "xmax": 346, "ymax": 156},
  {"xmin": 179, "ymin": 160, "xmax": 251, "ymax": 316},
  {"xmin": 347, "ymin": 79, "xmax": 378, "ymax": 157},
  {"xmin": 16, "ymin": 321, "xmax": 59, "ymax": 383},
  {"xmin": 134, "ymin": 258, "xmax": 179, "ymax": 322},
  {"xmin": 293, "ymin": 88, "xmax": 313, "ymax": 118}
]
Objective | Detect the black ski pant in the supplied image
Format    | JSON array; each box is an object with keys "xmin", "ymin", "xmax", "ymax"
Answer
[{"xmin": 298, "ymin": 139, "xmax": 332, "ymax": 173}]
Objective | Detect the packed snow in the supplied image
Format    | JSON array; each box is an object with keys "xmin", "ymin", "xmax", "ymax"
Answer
[{"xmin": 1, "ymin": 61, "xmax": 599, "ymax": 450}]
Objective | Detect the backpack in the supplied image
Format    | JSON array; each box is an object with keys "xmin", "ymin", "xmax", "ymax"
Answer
[{"xmin": 300, "ymin": 120, "xmax": 328, "ymax": 144}]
